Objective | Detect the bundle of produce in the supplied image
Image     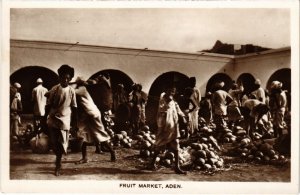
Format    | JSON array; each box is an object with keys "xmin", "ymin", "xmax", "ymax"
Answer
[
  {"xmin": 103, "ymin": 113, "xmax": 115, "ymax": 128},
  {"xmin": 106, "ymin": 127, "xmax": 115, "ymax": 139},
  {"xmin": 113, "ymin": 131, "xmax": 133, "ymax": 148}
]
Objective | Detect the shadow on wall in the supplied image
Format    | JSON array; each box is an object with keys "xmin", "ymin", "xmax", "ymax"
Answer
[
  {"xmin": 89, "ymin": 69, "xmax": 134, "ymax": 94},
  {"xmin": 145, "ymin": 71, "xmax": 190, "ymax": 130},
  {"xmin": 237, "ymin": 73, "xmax": 256, "ymax": 95},
  {"xmin": 10, "ymin": 66, "xmax": 59, "ymax": 114},
  {"xmin": 205, "ymin": 73, "xmax": 233, "ymax": 93}
]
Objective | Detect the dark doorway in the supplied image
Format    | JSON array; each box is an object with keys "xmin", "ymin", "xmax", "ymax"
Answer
[
  {"xmin": 266, "ymin": 68, "xmax": 291, "ymax": 109},
  {"xmin": 89, "ymin": 69, "xmax": 134, "ymax": 94},
  {"xmin": 145, "ymin": 71, "xmax": 190, "ymax": 130},
  {"xmin": 206, "ymin": 73, "xmax": 233, "ymax": 93},
  {"xmin": 237, "ymin": 73, "xmax": 256, "ymax": 95},
  {"xmin": 10, "ymin": 66, "xmax": 59, "ymax": 114}
]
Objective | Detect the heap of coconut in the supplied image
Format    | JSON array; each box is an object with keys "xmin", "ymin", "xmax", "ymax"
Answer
[
  {"xmin": 136, "ymin": 126, "xmax": 156, "ymax": 157},
  {"xmin": 232, "ymin": 137, "xmax": 287, "ymax": 164},
  {"xmin": 113, "ymin": 131, "xmax": 133, "ymax": 148}
]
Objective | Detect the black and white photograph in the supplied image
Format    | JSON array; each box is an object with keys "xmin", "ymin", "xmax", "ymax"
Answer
[{"xmin": 1, "ymin": 0, "xmax": 299, "ymax": 194}]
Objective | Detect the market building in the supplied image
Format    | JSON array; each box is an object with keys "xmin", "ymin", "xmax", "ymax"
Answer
[{"xmin": 10, "ymin": 39, "xmax": 291, "ymax": 126}]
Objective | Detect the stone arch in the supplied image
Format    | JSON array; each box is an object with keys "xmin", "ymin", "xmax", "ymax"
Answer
[
  {"xmin": 146, "ymin": 71, "xmax": 190, "ymax": 129},
  {"xmin": 236, "ymin": 73, "xmax": 256, "ymax": 95},
  {"xmin": 10, "ymin": 66, "xmax": 59, "ymax": 114},
  {"xmin": 89, "ymin": 69, "xmax": 134, "ymax": 93},
  {"xmin": 206, "ymin": 73, "xmax": 233, "ymax": 93}
]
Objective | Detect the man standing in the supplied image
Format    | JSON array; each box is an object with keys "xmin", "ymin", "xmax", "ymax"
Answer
[
  {"xmin": 211, "ymin": 82, "xmax": 233, "ymax": 130},
  {"xmin": 251, "ymin": 79, "xmax": 266, "ymax": 103},
  {"xmin": 189, "ymin": 77, "xmax": 201, "ymax": 135},
  {"xmin": 10, "ymin": 82, "xmax": 22, "ymax": 137},
  {"xmin": 44, "ymin": 64, "xmax": 78, "ymax": 176},
  {"xmin": 269, "ymin": 81, "xmax": 287, "ymax": 138},
  {"xmin": 32, "ymin": 78, "xmax": 48, "ymax": 133}
]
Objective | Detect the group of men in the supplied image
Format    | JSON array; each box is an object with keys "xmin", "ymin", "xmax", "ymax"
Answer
[{"xmin": 10, "ymin": 64, "xmax": 289, "ymax": 176}]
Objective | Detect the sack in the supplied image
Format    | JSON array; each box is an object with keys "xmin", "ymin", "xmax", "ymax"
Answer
[{"xmin": 29, "ymin": 133, "xmax": 50, "ymax": 154}]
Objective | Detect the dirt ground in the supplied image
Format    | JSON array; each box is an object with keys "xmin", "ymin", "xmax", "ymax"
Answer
[{"xmin": 10, "ymin": 146, "xmax": 290, "ymax": 181}]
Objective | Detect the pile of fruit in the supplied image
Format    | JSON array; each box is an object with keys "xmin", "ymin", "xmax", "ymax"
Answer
[
  {"xmin": 136, "ymin": 126, "xmax": 156, "ymax": 158},
  {"xmin": 233, "ymin": 137, "xmax": 287, "ymax": 164},
  {"xmin": 188, "ymin": 135, "xmax": 224, "ymax": 171},
  {"xmin": 113, "ymin": 131, "xmax": 133, "ymax": 148}
]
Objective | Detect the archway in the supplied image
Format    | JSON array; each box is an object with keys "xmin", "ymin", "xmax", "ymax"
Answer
[
  {"xmin": 266, "ymin": 68, "xmax": 291, "ymax": 109},
  {"xmin": 146, "ymin": 71, "xmax": 190, "ymax": 129},
  {"xmin": 206, "ymin": 73, "xmax": 233, "ymax": 93},
  {"xmin": 89, "ymin": 69, "xmax": 134, "ymax": 93},
  {"xmin": 237, "ymin": 73, "xmax": 256, "ymax": 95},
  {"xmin": 10, "ymin": 66, "xmax": 59, "ymax": 114}
]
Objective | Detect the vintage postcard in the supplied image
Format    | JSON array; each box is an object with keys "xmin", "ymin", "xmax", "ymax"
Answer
[{"xmin": 1, "ymin": 0, "xmax": 299, "ymax": 194}]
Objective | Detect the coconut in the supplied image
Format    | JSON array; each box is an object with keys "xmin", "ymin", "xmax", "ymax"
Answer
[
  {"xmin": 191, "ymin": 143, "xmax": 199, "ymax": 149},
  {"xmin": 263, "ymin": 156, "xmax": 270, "ymax": 161},
  {"xmin": 200, "ymin": 137, "xmax": 208, "ymax": 142},
  {"xmin": 241, "ymin": 152, "xmax": 247, "ymax": 158},
  {"xmin": 279, "ymin": 155, "xmax": 285, "ymax": 160},
  {"xmin": 207, "ymin": 151, "xmax": 216, "ymax": 159},
  {"xmin": 165, "ymin": 152, "xmax": 175, "ymax": 161},
  {"xmin": 121, "ymin": 139, "xmax": 129, "ymax": 145},
  {"xmin": 208, "ymin": 158, "xmax": 218, "ymax": 165},
  {"xmin": 120, "ymin": 131, "xmax": 127, "ymax": 137},
  {"xmin": 140, "ymin": 131, "xmax": 146, "ymax": 136},
  {"xmin": 255, "ymin": 151, "xmax": 264, "ymax": 158},
  {"xmin": 196, "ymin": 150, "xmax": 207, "ymax": 159},
  {"xmin": 125, "ymin": 143, "xmax": 132, "ymax": 148},
  {"xmin": 164, "ymin": 159, "xmax": 172, "ymax": 167},
  {"xmin": 235, "ymin": 126, "xmax": 243, "ymax": 130},
  {"xmin": 142, "ymin": 140, "xmax": 152, "ymax": 148},
  {"xmin": 268, "ymin": 149, "xmax": 276, "ymax": 157},
  {"xmin": 195, "ymin": 166, "xmax": 202, "ymax": 170},
  {"xmin": 247, "ymin": 155, "xmax": 254, "ymax": 160},
  {"xmin": 230, "ymin": 137, "xmax": 236, "ymax": 142},
  {"xmin": 196, "ymin": 144, "xmax": 203, "ymax": 150},
  {"xmin": 144, "ymin": 150, "xmax": 151, "ymax": 157},
  {"xmin": 202, "ymin": 143, "xmax": 208, "ymax": 150},
  {"xmin": 215, "ymin": 160, "xmax": 223, "ymax": 168},
  {"xmin": 225, "ymin": 132, "xmax": 233, "ymax": 137},
  {"xmin": 141, "ymin": 125, "xmax": 150, "ymax": 132},
  {"xmin": 136, "ymin": 135, "xmax": 143, "ymax": 141},
  {"xmin": 150, "ymin": 134, "xmax": 156, "ymax": 140},
  {"xmin": 242, "ymin": 148, "xmax": 249, "ymax": 153},
  {"xmin": 223, "ymin": 137, "xmax": 230, "ymax": 143},
  {"xmin": 204, "ymin": 164, "xmax": 212, "ymax": 169},
  {"xmin": 259, "ymin": 143, "xmax": 273, "ymax": 154},
  {"xmin": 115, "ymin": 134, "xmax": 124, "ymax": 141},
  {"xmin": 196, "ymin": 158, "xmax": 206, "ymax": 166},
  {"xmin": 255, "ymin": 156, "xmax": 261, "ymax": 161},
  {"xmin": 236, "ymin": 130, "xmax": 247, "ymax": 136},
  {"xmin": 272, "ymin": 155, "xmax": 279, "ymax": 160},
  {"xmin": 155, "ymin": 156, "xmax": 161, "ymax": 163}
]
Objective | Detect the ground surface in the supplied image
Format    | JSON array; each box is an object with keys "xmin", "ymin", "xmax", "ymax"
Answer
[{"xmin": 10, "ymin": 146, "xmax": 290, "ymax": 181}]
